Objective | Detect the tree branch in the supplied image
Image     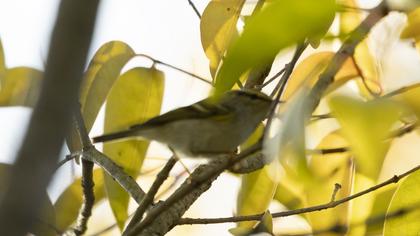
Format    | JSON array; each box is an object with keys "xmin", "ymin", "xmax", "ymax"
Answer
[
  {"xmin": 0, "ymin": 1, "xmax": 99, "ymax": 235},
  {"xmin": 125, "ymin": 142, "xmax": 262, "ymax": 235},
  {"xmin": 81, "ymin": 147, "xmax": 146, "ymax": 204},
  {"xmin": 305, "ymin": 1, "xmax": 388, "ymax": 117},
  {"xmin": 178, "ymin": 164, "xmax": 420, "ymax": 225},
  {"xmin": 124, "ymin": 156, "xmax": 178, "ymax": 234}
]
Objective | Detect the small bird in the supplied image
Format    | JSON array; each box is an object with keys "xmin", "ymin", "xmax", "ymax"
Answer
[{"xmin": 93, "ymin": 89, "xmax": 273, "ymax": 158}]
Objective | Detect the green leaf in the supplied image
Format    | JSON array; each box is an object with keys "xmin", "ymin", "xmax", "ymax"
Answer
[
  {"xmin": 384, "ymin": 170, "xmax": 420, "ymax": 236},
  {"xmin": 329, "ymin": 96, "xmax": 401, "ymax": 180},
  {"xmin": 237, "ymin": 125, "xmax": 278, "ymax": 230},
  {"xmin": 214, "ymin": 0, "xmax": 336, "ymax": 95},
  {"xmin": 54, "ymin": 169, "xmax": 105, "ymax": 231},
  {"xmin": 200, "ymin": 0, "xmax": 245, "ymax": 78},
  {"xmin": 0, "ymin": 163, "xmax": 55, "ymax": 236},
  {"xmin": 103, "ymin": 67, "xmax": 164, "ymax": 229},
  {"xmin": 80, "ymin": 41, "xmax": 135, "ymax": 132},
  {"xmin": 0, "ymin": 67, "xmax": 43, "ymax": 107}
]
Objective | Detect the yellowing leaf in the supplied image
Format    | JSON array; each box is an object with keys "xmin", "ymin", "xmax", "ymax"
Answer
[
  {"xmin": 67, "ymin": 41, "xmax": 135, "ymax": 152},
  {"xmin": 54, "ymin": 169, "xmax": 105, "ymax": 231},
  {"xmin": 329, "ymin": 96, "xmax": 401, "ymax": 180},
  {"xmin": 384, "ymin": 170, "xmax": 420, "ymax": 236},
  {"xmin": 200, "ymin": 0, "xmax": 245, "ymax": 77},
  {"xmin": 366, "ymin": 186, "xmax": 396, "ymax": 234},
  {"xmin": 0, "ymin": 67, "xmax": 43, "ymax": 107},
  {"xmin": 392, "ymin": 84, "xmax": 420, "ymax": 119},
  {"xmin": 274, "ymin": 181, "xmax": 303, "ymax": 210},
  {"xmin": 305, "ymin": 131, "xmax": 353, "ymax": 231},
  {"xmin": 0, "ymin": 39, "xmax": 6, "ymax": 80},
  {"xmin": 339, "ymin": 0, "xmax": 382, "ymax": 97},
  {"xmin": 214, "ymin": 0, "xmax": 336, "ymax": 95},
  {"xmin": 103, "ymin": 67, "xmax": 164, "ymax": 229},
  {"xmin": 80, "ymin": 41, "xmax": 135, "ymax": 132},
  {"xmin": 354, "ymin": 42, "xmax": 382, "ymax": 97},
  {"xmin": 237, "ymin": 125, "xmax": 278, "ymax": 229},
  {"xmin": 401, "ymin": 7, "xmax": 420, "ymax": 40},
  {"xmin": 282, "ymin": 52, "xmax": 358, "ymax": 100}
]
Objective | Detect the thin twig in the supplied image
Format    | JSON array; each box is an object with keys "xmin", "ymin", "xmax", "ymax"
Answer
[
  {"xmin": 177, "ymin": 164, "xmax": 420, "ymax": 225},
  {"xmin": 124, "ymin": 156, "xmax": 178, "ymax": 234},
  {"xmin": 187, "ymin": 0, "xmax": 201, "ymax": 19},
  {"xmin": 135, "ymin": 54, "xmax": 212, "ymax": 85},
  {"xmin": 258, "ymin": 67, "xmax": 286, "ymax": 89},
  {"xmin": 270, "ymin": 42, "xmax": 308, "ymax": 97}
]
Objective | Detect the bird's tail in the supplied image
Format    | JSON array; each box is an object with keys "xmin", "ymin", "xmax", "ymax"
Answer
[{"xmin": 92, "ymin": 129, "xmax": 136, "ymax": 143}]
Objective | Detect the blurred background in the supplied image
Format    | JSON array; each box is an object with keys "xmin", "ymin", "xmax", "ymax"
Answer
[{"xmin": 1, "ymin": 0, "xmax": 420, "ymax": 235}]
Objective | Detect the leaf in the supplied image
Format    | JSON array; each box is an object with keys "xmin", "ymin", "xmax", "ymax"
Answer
[
  {"xmin": 0, "ymin": 39, "xmax": 6, "ymax": 80},
  {"xmin": 200, "ymin": 0, "xmax": 245, "ymax": 77},
  {"xmin": 366, "ymin": 186, "xmax": 397, "ymax": 234},
  {"xmin": 214, "ymin": 0, "xmax": 336, "ymax": 95},
  {"xmin": 305, "ymin": 131, "xmax": 354, "ymax": 231},
  {"xmin": 103, "ymin": 67, "xmax": 164, "ymax": 229},
  {"xmin": 0, "ymin": 67, "xmax": 43, "ymax": 107},
  {"xmin": 80, "ymin": 41, "xmax": 135, "ymax": 132},
  {"xmin": 237, "ymin": 125, "xmax": 278, "ymax": 230},
  {"xmin": 383, "ymin": 170, "xmax": 420, "ymax": 236},
  {"xmin": 339, "ymin": 0, "xmax": 382, "ymax": 97},
  {"xmin": 329, "ymin": 96, "xmax": 402, "ymax": 180},
  {"xmin": 282, "ymin": 52, "xmax": 359, "ymax": 100},
  {"xmin": 273, "ymin": 181, "xmax": 303, "ymax": 210},
  {"xmin": 54, "ymin": 169, "xmax": 105, "ymax": 231},
  {"xmin": 390, "ymin": 84, "xmax": 420, "ymax": 119},
  {"xmin": 339, "ymin": 0, "xmax": 362, "ymax": 36},
  {"xmin": 0, "ymin": 163, "xmax": 55, "ymax": 236},
  {"xmin": 401, "ymin": 7, "xmax": 420, "ymax": 40}
]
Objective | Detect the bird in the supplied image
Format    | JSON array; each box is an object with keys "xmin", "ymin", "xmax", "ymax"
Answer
[{"xmin": 92, "ymin": 89, "xmax": 273, "ymax": 158}]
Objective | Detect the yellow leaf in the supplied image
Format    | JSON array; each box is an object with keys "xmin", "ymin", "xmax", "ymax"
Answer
[
  {"xmin": 282, "ymin": 52, "xmax": 358, "ymax": 100},
  {"xmin": 383, "ymin": 170, "xmax": 420, "ymax": 236},
  {"xmin": 305, "ymin": 131, "xmax": 354, "ymax": 232},
  {"xmin": 214, "ymin": 0, "xmax": 336, "ymax": 95},
  {"xmin": 329, "ymin": 96, "xmax": 401, "ymax": 180},
  {"xmin": 200, "ymin": 0, "xmax": 245, "ymax": 77},
  {"xmin": 0, "ymin": 67, "xmax": 43, "ymax": 107},
  {"xmin": 103, "ymin": 67, "xmax": 164, "ymax": 229},
  {"xmin": 54, "ymin": 169, "xmax": 105, "ymax": 231},
  {"xmin": 0, "ymin": 39, "xmax": 6, "ymax": 81},
  {"xmin": 391, "ymin": 83, "xmax": 420, "ymax": 119},
  {"xmin": 68, "ymin": 41, "xmax": 135, "ymax": 152},
  {"xmin": 339, "ymin": 0, "xmax": 362, "ymax": 35},
  {"xmin": 401, "ymin": 7, "xmax": 420, "ymax": 39},
  {"xmin": 80, "ymin": 41, "xmax": 135, "ymax": 132},
  {"xmin": 339, "ymin": 0, "xmax": 382, "ymax": 97},
  {"xmin": 366, "ymin": 186, "xmax": 396, "ymax": 234},
  {"xmin": 237, "ymin": 125, "xmax": 278, "ymax": 230}
]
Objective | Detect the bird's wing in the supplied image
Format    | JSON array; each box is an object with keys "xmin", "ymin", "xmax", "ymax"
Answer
[{"xmin": 130, "ymin": 98, "xmax": 231, "ymax": 129}]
